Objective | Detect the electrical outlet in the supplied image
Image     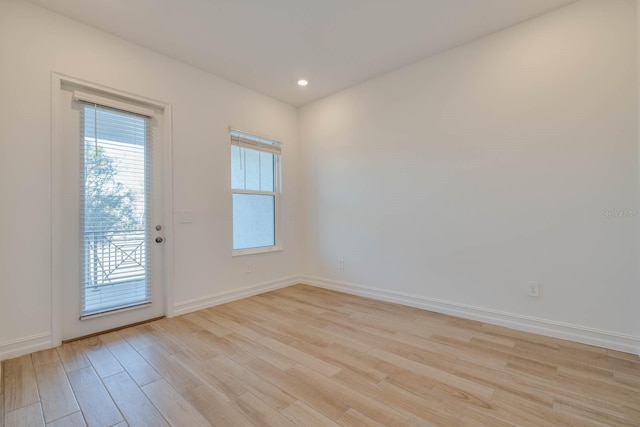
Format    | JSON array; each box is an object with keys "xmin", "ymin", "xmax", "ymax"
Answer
[
  {"xmin": 245, "ymin": 262, "xmax": 252, "ymax": 274},
  {"xmin": 527, "ymin": 281, "xmax": 540, "ymax": 297},
  {"xmin": 338, "ymin": 259, "xmax": 344, "ymax": 270}
]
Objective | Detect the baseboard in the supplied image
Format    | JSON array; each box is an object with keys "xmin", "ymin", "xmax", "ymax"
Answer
[
  {"xmin": 1, "ymin": 276, "xmax": 297, "ymax": 361},
  {"xmin": 300, "ymin": 275, "xmax": 640, "ymax": 356},
  {"xmin": 0, "ymin": 332, "xmax": 53, "ymax": 361},
  {"xmin": 4, "ymin": 276, "xmax": 637, "ymax": 360},
  {"xmin": 172, "ymin": 275, "xmax": 300, "ymax": 317}
]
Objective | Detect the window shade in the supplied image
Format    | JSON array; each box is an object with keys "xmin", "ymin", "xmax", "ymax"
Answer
[
  {"xmin": 80, "ymin": 102, "xmax": 152, "ymax": 318},
  {"xmin": 74, "ymin": 90, "xmax": 155, "ymax": 117},
  {"xmin": 230, "ymin": 129, "xmax": 281, "ymax": 155}
]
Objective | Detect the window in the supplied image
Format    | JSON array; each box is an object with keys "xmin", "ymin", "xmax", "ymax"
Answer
[{"xmin": 231, "ymin": 129, "xmax": 281, "ymax": 255}]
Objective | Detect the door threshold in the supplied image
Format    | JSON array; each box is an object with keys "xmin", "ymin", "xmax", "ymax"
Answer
[{"xmin": 62, "ymin": 316, "xmax": 165, "ymax": 344}]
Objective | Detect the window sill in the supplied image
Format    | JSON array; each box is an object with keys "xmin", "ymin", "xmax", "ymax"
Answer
[{"xmin": 232, "ymin": 245, "xmax": 282, "ymax": 257}]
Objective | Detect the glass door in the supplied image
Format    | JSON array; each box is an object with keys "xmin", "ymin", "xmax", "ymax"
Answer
[{"xmin": 58, "ymin": 85, "xmax": 166, "ymax": 340}]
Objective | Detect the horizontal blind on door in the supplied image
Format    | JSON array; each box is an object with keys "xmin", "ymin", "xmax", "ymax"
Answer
[{"xmin": 80, "ymin": 102, "xmax": 152, "ymax": 318}]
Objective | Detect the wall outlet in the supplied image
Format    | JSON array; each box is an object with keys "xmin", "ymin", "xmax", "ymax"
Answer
[
  {"xmin": 338, "ymin": 259, "xmax": 345, "ymax": 270},
  {"xmin": 527, "ymin": 281, "xmax": 540, "ymax": 297},
  {"xmin": 245, "ymin": 262, "xmax": 252, "ymax": 274}
]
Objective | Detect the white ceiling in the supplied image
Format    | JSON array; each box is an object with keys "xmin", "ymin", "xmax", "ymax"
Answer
[{"xmin": 29, "ymin": 0, "xmax": 577, "ymax": 106}]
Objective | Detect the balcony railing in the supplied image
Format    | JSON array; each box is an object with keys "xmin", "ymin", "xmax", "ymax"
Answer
[{"xmin": 84, "ymin": 229, "xmax": 146, "ymax": 288}]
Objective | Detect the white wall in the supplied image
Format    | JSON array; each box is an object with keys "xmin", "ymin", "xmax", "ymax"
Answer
[
  {"xmin": 300, "ymin": 0, "xmax": 640, "ymax": 350},
  {"xmin": 637, "ymin": 0, "xmax": 640, "ymax": 343},
  {"xmin": 0, "ymin": 0, "xmax": 300, "ymax": 358}
]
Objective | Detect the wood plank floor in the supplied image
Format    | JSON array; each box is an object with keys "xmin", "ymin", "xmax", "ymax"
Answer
[{"xmin": 2, "ymin": 285, "xmax": 639, "ymax": 426}]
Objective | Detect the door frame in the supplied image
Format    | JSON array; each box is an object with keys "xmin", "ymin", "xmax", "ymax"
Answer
[{"xmin": 51, "ymin": 72, "xmax": 175, "ymax": 347}]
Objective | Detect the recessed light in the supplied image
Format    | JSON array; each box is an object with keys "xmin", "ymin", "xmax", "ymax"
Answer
[{"xmin": 297, "ymin": 79, "xmax": 308, "ymax": 87}]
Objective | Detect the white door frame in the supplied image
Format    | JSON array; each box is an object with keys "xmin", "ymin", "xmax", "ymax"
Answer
[{"xmin": 50, "ymin": 72, "xmax": 175, "ymax": 347}]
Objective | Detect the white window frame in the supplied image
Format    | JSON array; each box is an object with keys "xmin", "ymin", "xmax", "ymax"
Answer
[{"xmin": 231, "ymin": 128, "xmax": 282, "ymax": 256}]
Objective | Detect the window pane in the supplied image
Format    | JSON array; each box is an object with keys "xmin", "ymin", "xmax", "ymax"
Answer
[
  {"xmin": 259, "ymin": 151, "xmax": 274, "ymax": 192},
  {"xmin": 243, "ymin": 147, "xmax": 261, "ymax": 191},
  {"xmin": 233, "ymin": 193, "xmax": 275, "ymax": 250},
  {"xmin": 231, "ymin": 146, "xmax": 273, "ymax": 191},
  {"xmin": 231, "ymin": 145, "xmax": 244, "ymax": 190}
]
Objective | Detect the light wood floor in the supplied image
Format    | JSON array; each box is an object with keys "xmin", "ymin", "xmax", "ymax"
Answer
[{"xmin": 2, "ymin": 285, "xmax": 639, "ymax": 426}]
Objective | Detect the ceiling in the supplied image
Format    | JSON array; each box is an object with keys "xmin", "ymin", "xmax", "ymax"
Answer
[{"xmin": 29, "ymin": 0, "xmax": 577, "ymax": 106}]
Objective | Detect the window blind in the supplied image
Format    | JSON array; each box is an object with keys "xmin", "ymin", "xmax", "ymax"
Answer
[
  {"xmin": 230, "ymin": 129, "xmax": 281, "ymax": 155},
  {"xmin": 79, "ymin": 102, "xmax": 152, "ymax": 318}
]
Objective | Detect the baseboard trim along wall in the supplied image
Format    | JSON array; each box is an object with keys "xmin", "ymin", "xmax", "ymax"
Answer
[
  {"xmin": 172, "ymin": 275, "xmax": 300, "ymax": 317},
  {"xmin": 0, "ymin": 332, "xmax": 52, "ymax": 361},
  {"xmin": 299, "ymin": 275, "xmax": 640, "ymax": 356},
  {"xmin": 1, "ymin": 276, "xmax": 298, "ymax": 361},
  {"xmin": 3, "ymin": 275, "xmax": 638, "ymax": 361}
]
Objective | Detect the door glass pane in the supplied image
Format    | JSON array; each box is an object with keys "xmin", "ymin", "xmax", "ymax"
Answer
[
  {"xmin": 81, "ymin": 105, "xmax": 149, "ymax": 316},
  {"xmin": 232, "ymin": 193, "xmax": 275, "ymax": 250}
]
